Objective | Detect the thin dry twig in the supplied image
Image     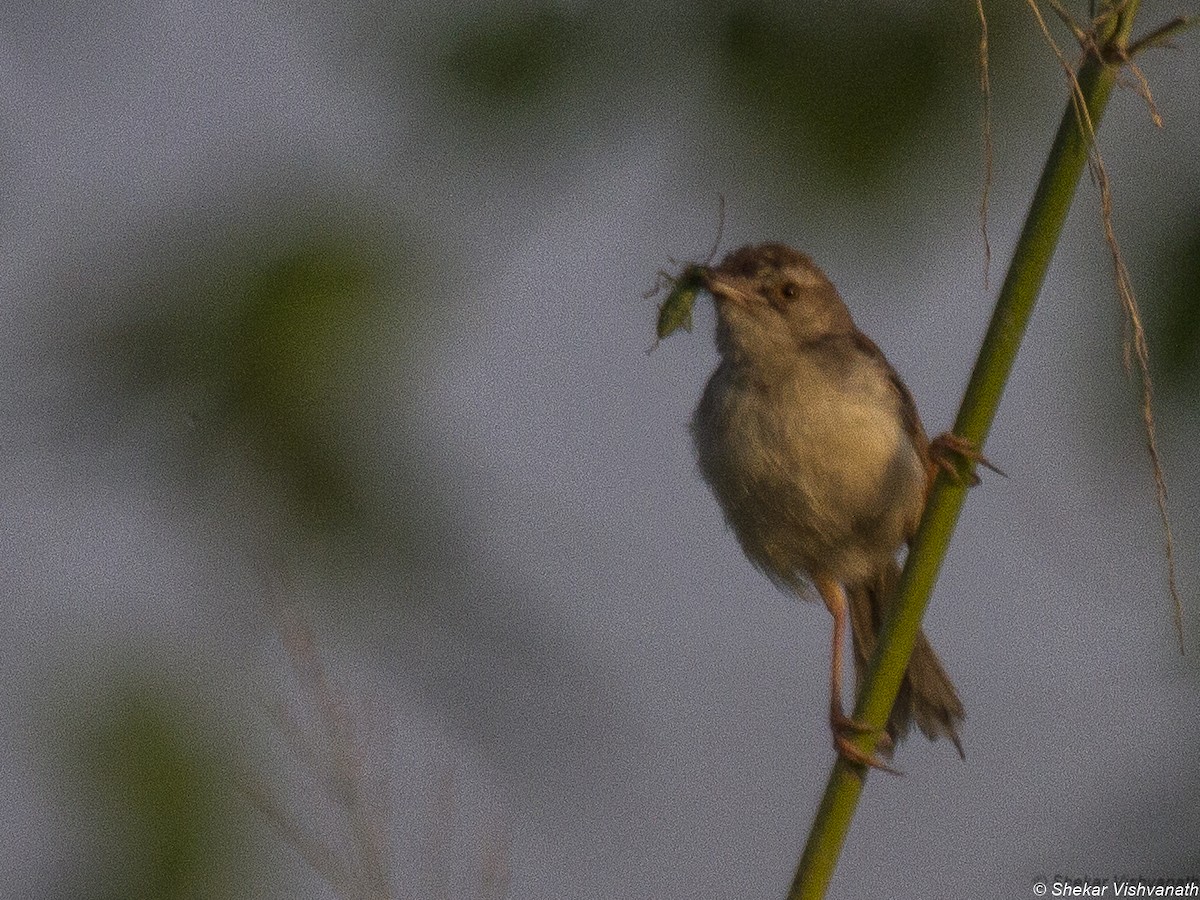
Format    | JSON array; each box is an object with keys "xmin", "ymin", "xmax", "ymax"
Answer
[
  {"xmin": 1092, "ymin": 165, "xmax": 1184, "ymax": 652},
  {"xmin": 705, "ymin": 193, "xmax": 727, "ymax": 266},
  {"xmin": 425, "ymin": 764, "xmax": 458, "ymax": 900},
  {"xmin": 245, "ymin": 777, "xmax": 359, "ymax": 898},
  {"xmin": 1026, "ymin": 0, "xmax": 1185, "ymax": 650},
  {"xmin": 478, "ymin": 822, "xmax": 513, "ymax": 900},
  {"xmin": 1047, "ymin": 0, "xmax": 1167, "ymax": 125},
  {"xmin": 277, "ymin": 609, "xmax": 395, "ymax": 899},
  {"xmin": 1026, "ymin": 0, "xmax": 1090, "ymax": 117},
  {"xmin": 1117, "ymin": 58, "xmax": 1163, "ymax": 126},
  {"xmin": 977, "ymin": 0, "xmax": 994, "ymax": 287},
  {"xmin": 252, "ymin": 570, "xmax": 513, "ymax": 898},
  {"xmin": 1127, "ymin": 15, "xmax": 1194, "ymax": 56}
]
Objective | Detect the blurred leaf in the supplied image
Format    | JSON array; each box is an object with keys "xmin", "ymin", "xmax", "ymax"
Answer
[
  {"xmin": 437, "ymin": 7, "xmax": 585, "ymax": 110},
  {"xmin": 1148, "ymin": 213, "xmax": 1200, "ymax": 394},
  {"xmin": 715, "ymin": 4, "xmax": 965, "ymax": 190},
  {"xmin": 63, "ymin": 676, "xmax": 243, "ymax": 900},
  {"xmin": 95, "ymin": 218, "xmax": 408, "ymax": 534},
  {"xmin": 211, "ymin": 238, "xmax": 383, "ymax": 526}
]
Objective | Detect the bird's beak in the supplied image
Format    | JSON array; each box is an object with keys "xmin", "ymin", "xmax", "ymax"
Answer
[{"xmin": 701, "ymin": 267, "xmax": 754, "ymax": 307}]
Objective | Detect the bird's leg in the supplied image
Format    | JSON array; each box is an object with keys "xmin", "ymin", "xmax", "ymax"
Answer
[
  {"xmin": 928, "ymin": 432, "xmax": 1005, "ymax": 486},
  {"xmin": 814, "ymin": 575, "xmax": 899, "ymax": 775}
]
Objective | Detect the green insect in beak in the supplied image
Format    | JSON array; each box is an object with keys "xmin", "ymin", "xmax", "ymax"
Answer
[{"xmin": 650, "ymin": 264, "xmax": 706, "ymax": 349}]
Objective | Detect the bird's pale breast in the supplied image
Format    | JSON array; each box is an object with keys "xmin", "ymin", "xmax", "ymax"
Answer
[{"xmin": 693, "ymin": 351, "xmax": 925, "ymax": 589}]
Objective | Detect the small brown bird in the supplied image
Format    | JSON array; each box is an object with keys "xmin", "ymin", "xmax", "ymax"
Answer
[{"xmin": 691, "ymin": 243, "xmax": 976, "ymax": 770}]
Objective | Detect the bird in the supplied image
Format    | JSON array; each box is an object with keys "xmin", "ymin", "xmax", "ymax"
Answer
[{"xmin": 690, "ymin": 242, "xmax": 981, "ymax": 770}]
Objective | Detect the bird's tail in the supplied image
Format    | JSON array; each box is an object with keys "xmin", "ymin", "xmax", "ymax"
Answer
[{"xmin": 846, "ymin": 561, "xmax": 965, "ymax": 757}]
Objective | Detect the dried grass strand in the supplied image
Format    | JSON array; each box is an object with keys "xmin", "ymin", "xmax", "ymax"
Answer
[
  {"xmin": 1027, "ymin": 0, "xmax": 1185, "ymax": 651},
  {"xmin": 977, "ymin": 0, "xmax": 994, "ymax": 287}
]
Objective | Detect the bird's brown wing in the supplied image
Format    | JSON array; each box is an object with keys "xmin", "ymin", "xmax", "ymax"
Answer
[{"xmin": 846, "ymin": 329, "xmax": 933, "ymax": 478}]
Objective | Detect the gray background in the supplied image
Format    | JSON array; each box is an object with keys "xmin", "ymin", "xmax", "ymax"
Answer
[{"xmin": 2, "ymin": 2, "xmax": 1198, "ymax": 899}]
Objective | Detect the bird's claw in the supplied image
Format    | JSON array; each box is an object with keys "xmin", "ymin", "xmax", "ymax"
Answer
[
  {"xmin": 830, "ymin": 706, "xmax": 901, "ymax": 775},
  {"xmin": 929, "ymin": 432, "xmax": 1005, "ymax": 486}
]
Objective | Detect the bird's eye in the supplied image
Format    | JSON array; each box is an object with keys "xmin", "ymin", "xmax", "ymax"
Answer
[{"xmin": 781, "ymin": 283, "xmax": 799, "ymax": 300}]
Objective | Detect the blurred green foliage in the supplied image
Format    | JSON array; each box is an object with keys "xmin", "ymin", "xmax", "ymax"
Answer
[
  {"xmin": 17, "ymin": 2, "xmax": 1198, "ymax": 896},
  {"xmin": 437, "ymin": 7, "xmax": 586, "ymax": 110},
  {"xmin": 715, "ymin": 4, "xmax": 969, "ymax": 190},
  {"xmin": 62, "ymin": 676, "xmax": 243, "ymax": 900},
  {"xmin": 93, "ymin": 217, "xmax": 408, "ymax": 535},
  {"xmin": 1149, "ymin": 212, "xmax": 1200, "ymax": 395},
  {"xmin": 214, "ymin": 239, "xmax": 383, "ymax": 526}
]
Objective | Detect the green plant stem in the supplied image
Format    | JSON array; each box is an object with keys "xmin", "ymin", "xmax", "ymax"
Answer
[{"xmin": 789, "ymin": 4, "xmax": 1142, "ymax": 899}]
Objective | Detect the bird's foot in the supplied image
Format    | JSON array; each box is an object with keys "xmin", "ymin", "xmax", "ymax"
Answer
[
  {"xmin": 929, "ymin": 432, "xmax": 1005, "ymax": 486},
  {"xmin": 830, "ymin": 706, "xmax": 901, "ymax": 775}
]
